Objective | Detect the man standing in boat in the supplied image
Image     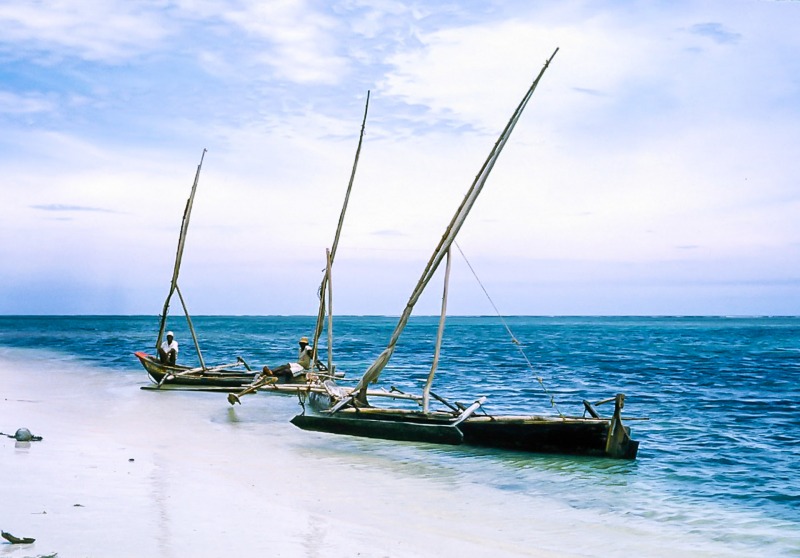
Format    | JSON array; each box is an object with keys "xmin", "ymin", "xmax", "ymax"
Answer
[
  {"xmin": 158, "ymin": 331, "xmax": 179, "ymax": 365},
  {"xmin": 260, "ymin": 336, "xmax": 318, "ymax": 382}
]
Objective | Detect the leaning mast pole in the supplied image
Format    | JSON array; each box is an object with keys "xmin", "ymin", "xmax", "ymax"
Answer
[
  {"xmin": 156, "ymin": 148, "xmax": 207, "ymax": 353},
  {"xmin": 311, "ymin": 92, "xmax": 370, "ymax": 363}
]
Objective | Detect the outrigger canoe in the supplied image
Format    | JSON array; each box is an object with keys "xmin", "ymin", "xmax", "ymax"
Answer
[
  {"xmin": 137, "ymin": 150, "xmax": 260, "ymax": 392},
  {"xmin": 136, "ymin": 351, "xmax": 257, "ymax": 390},
  {"xmin": 294, "ymin": 386, "xmax": 639, "ymax": 459},
  {"xmin": 291, "ymin": 50, "xmax": 642, "ymax": 460}
]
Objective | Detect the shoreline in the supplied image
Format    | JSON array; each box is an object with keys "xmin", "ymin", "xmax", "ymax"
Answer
[
  {"xmin": 2, "ymin": 348, "xmax": 574, "ymax": 557},
  {"xmin": 0, "ymin": 347, "xmax": 766, "ymax": 557}
]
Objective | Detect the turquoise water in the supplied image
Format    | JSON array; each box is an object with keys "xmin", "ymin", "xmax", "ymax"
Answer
[{"xmin": 1, "ymin": 315, "xmax": 798, "ymax": 555}]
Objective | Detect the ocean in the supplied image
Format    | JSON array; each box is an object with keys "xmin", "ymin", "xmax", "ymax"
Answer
[{"xmin": 1, "ymin": 315, "xmax": 798, "ymax": 556}]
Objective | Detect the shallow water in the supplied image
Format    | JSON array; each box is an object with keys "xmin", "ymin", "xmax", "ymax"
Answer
[{"xmin": 1, "ymin": 315, "xmax": 798, "ymax": 556}]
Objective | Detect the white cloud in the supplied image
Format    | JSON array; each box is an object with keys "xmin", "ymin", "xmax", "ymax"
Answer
[
  {"xmin": 0, "ymin": 1, "xmax": 172, "ymax": 62},
  {"xmin": 0, "ymin": 91, "xmax": 55, "ymax": 114},
  {"xmin": 222, "ymin": 0, "xmax": 350, "ymax": 84}
]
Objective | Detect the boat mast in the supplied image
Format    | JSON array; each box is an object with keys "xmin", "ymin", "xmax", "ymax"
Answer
[
  {"xmin": 422, "ymin": 248, "xmax": 451, "ymax": 413},
  {"xmin": 325, "ymin": 248, "xmax": 334, "ymax": 371},
  {"xmin": 311, "ymin": 92, "xmax": 371, "ymax": 365},
  {"xmin": 156, "ymin": 148, "xmax": 207, "ymax": 369},
  {"xmin": 336, "ymin": 49, "xmax": 559, "ymax": 411}
]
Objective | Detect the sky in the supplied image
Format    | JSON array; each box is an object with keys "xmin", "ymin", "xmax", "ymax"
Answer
[{"xmin": 0, "ymin": 0, "xmax": 798, "ymax": 316}]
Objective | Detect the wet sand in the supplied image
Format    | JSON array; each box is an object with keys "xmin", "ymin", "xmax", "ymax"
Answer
[{"xmin": 0, "ymin": 349, "xmax": 572, "ymax": 557}]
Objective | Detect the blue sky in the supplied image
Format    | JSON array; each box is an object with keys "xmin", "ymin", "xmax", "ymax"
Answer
[{"xmin": 1, "ymin": 0, "xmax": 798, "ymax": 316}]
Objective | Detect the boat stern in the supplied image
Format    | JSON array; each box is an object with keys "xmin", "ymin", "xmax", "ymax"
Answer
[{"xmin": 605, "ymin": 394, "xmax": 639, "ymax": 459}]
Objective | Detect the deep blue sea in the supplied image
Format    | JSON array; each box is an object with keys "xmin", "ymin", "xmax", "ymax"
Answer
[{"xmin": 1, "ymin": 315, "xmax": 798, "ymax": 555}]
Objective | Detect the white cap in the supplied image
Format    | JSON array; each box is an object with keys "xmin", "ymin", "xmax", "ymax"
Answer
[{"xmin": 166, "ymin": 331, "xmax": 174, "ymax": 337}]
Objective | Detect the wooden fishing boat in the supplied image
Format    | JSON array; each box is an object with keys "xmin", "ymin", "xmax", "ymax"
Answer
[
  {"xmin": 292, "ymin": 396, "xmax": 637, "ymax": 458},
  {"xmin": 136, "ymin": 351, "xmax": 257, "ymax": 390},
  {"xmin": 291, "ymin": 49, "xmax": 641, "ymax": 460},
  {"xmin": 136, "ymin": 150, "xmax": 254, "ymax": 390}
]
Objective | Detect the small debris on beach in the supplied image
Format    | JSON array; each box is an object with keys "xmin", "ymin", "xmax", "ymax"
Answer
[
  {"xmin": 1, "ymin": 428, "xmax": 43, "ymax": 442},
  {"xmin": 1, "ymin": 530, "xmax": 36, "ymax": 544}
]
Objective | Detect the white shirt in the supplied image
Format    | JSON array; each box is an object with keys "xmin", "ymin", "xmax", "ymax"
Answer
[
  {"xmin": 161, "ymin": 338, "xmax": 179, "ymax": 354},
  {"xmin": 297, "ymin": 345, "xmax": 313, "ymax": 369}
]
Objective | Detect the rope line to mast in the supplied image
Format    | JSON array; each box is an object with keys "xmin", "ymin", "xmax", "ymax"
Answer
[{"xmin": 453, "ymin": 241, "xmax": 563, "ymax": 416}]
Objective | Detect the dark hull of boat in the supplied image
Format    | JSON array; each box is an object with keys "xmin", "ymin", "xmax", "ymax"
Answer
[
  {"xmin": 292, "ymin": 413, "xmax": 465, "ymax": 445},
  {"xmin": 458, "ymin": 416, "xmax": 638, "ymax": 458},
  {"xmin": 135, "ymin": 352, "xmax": 257, "ymax": 388},
  {"xmin": 291, "ymin": 408, "xmax": 639, "ymax": 459}
]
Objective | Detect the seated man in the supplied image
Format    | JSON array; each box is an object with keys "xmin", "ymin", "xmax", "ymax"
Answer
[
  {"xmin": 158, "ymin": 331, "xmax": 179, "ymax": 365},
  {"xmin": 261, "ymin": 336, "xmax": 319, "ymax": 383}
]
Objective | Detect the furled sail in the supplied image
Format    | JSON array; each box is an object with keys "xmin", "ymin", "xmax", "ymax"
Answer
[{"xmin": 344, "ymin": 49, "xmax": 559, "ymax": 403}]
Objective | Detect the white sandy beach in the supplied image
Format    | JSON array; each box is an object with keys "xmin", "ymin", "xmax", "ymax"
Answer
[{"xmin": 1, "ymin": 348, "xmax": 749, "ymax": 558}]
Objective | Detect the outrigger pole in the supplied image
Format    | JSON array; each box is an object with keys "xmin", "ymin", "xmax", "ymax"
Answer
[{"xmin": 156, "ymin": 148, "xmax": 208, "ymax": 371}]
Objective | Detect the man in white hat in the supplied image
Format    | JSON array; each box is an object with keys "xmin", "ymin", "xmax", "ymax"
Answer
[{"xmin": 158, "ymin": 331, "xmax": 179, "ymax": 365}]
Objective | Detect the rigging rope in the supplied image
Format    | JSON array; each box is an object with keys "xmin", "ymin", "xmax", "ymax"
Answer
[{"xmin": 453, "ymin": 241, "xmax": 563, "ymax": 416}]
